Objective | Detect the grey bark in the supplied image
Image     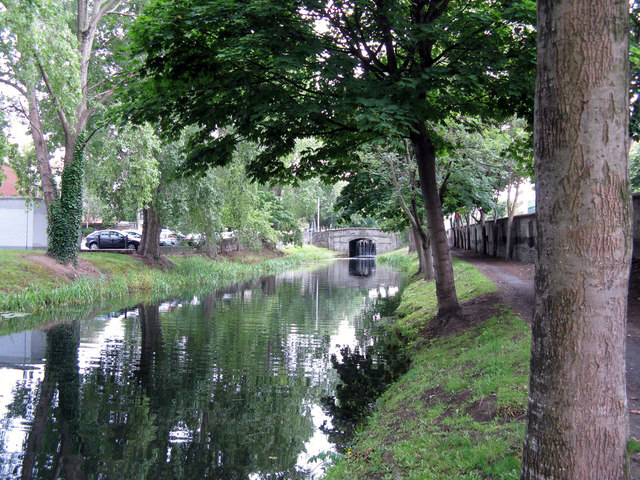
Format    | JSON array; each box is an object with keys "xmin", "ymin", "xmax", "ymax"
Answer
[
  {"xmin": 411, "ymin": 122, "xmax": 459, "ymax": 318},
  {"xmin": 521, "ymin": 1, "xmax": 631, "ymax": 478}
]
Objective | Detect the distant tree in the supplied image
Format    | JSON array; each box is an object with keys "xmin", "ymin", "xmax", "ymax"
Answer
[
  {"xmin": 0, "ymin": 0, "xmax": 141, "ymax": 263},
  {"xmin": 336, "ymin": 141, "xmax": 434, "ymax": 279},
  {"xmin": 520, "ymin": 1, "xmax": 630, "ymax": 478},
  {"xmin": 85, "ymin": 123, "xmax": 160, "ymax": 222},
  {"xmin": 124, "ymin": 0, "xmax": 536, "ymax": 324}
]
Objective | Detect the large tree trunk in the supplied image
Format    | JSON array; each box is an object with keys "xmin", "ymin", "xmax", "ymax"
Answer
[
  {"xmin": 387, "ymin": 149, "xmax": 434, "ymax": 281},
  {"xmin": 411, "ymin": 123, "xmax": 459, "ymax": 319},
  {"xmin": 521, "ymin": 1, "xmax": 630, "ymax": 478},
  {"xmin": 138, "ymin": 203, "xmax": 162, "ymax": 259},
  {"xmin": 407, "ymin": 228, "xmax": 416, "ymax": 252}
]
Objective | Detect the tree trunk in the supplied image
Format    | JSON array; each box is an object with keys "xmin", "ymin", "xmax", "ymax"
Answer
[
  {"xmin": 26, "ymin": 87, "xmax": 57, "ymax": 215},
  {"xmin": 139, "ymin": 203, "xmax": 162, "ymax": 259},
  {"xmin": 411, "ymin": 227, "xmax": 426, "ymax": 273},
  {"xmin": 521, "ymin": 1, "xmax": 630, "ymax": 478},
  {"xmin": 386, "ymin": 152, "xmax": 434, "ymax": 281},
  {"xmin": 505, "ymin": 183, "xmax": 520, "ymax": 259},
  {"xmin": 411, "ymin": 123, "xmax": 459, "ymax": 319},
  {"xmin": 200, "ymin": 227, "xmax": 218, "ymax": 259},
  {"xmin": 411, "ymin": 223, "xmax": 434, "ymax": 280},
  {"xmin": 407, "ymin": 228, "xmax": 416, "ymax": 252}
]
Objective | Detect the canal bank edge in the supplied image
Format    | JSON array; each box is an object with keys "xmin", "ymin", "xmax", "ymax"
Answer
[
  {"xmin": 0, "ymin": 245, "xmax": 336, "ymax": 328},
  {"xmin": 324, "ymin": 249, "xmax": 532, "ymax": 479}
]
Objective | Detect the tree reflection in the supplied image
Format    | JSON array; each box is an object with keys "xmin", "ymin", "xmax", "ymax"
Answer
[
  {"xmin": 3, "ymin": 264, "xmax": 404, "ymax": 479},
  {"xmin": 321, "ymin": 298, "xmax": 410, "ymax": 452},
  {"xmin": 21, "ymin": 322, "xmax": 83, "ymax": 480}
]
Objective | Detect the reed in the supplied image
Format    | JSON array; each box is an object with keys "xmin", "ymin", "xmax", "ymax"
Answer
[{"xmin": 0, "ymin": 246, "xmax": 336, "ymax": 314}]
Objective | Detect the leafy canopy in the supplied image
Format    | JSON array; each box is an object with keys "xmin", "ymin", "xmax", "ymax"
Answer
[{"xmin": 124, "ymin": 0, "xmax": 536, "ymax": 183}]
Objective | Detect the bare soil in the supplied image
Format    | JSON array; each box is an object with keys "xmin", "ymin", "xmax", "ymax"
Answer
[
  {"xmin": 22, "ymin": 254, "xmax": 102, "ymax": 282},
  {"xmin": 452, "ymin": 248, "xmax": 640, "ymax": 475}
]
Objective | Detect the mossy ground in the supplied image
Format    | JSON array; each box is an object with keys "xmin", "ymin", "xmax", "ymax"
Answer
[{"xmin": 324, "ymin": 249, "xmax": 531, "ymax": 479}]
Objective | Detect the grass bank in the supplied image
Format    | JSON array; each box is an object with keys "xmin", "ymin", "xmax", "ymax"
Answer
[
  {"xmin": 0, "ymin": 245, "xmax": 335, "ymax": 317},
  {"xmin": 324, "ymin": 249, "xmax": 531, "ymax": 479}
]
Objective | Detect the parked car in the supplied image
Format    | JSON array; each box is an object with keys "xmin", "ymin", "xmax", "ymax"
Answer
[
  {"xmin": 122, "ymin": 230, "xmax": 142, "ymax": 241},
  {"xmin": 86, "ymin": 230, "xmax": 140, "ymax": 251},
  {"xmin": 159, "ymin": 229, "xmax": 177, "ymax": 246}
]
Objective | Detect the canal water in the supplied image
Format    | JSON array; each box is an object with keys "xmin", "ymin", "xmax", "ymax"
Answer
[{"xmin": 0, "ymin": 259, "xmax": 404, "ymax": 479}]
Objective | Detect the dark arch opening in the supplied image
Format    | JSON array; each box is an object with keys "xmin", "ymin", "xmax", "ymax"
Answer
[{"xmin": 348, "ymin": 238, "xmax": 377, "ymax": 257}]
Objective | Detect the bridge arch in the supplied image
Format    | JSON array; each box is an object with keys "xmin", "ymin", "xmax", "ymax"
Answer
[
  {"xmin": 348, "ymin": 237, "xmax": 377, "ymax": 257},
  {"xmin": 309, "ymin": 228, "xmax": 403, "ymax": 256}
]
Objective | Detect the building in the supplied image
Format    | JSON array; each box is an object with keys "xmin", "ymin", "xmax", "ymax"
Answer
[{"xmin": 0, "ymin": 166, "xmax": 47, "ymax": 250}]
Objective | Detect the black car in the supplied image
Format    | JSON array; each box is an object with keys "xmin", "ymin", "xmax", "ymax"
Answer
[{"xmin": 86, "ymin": 230, "xmax": 140, "ymax": 251}]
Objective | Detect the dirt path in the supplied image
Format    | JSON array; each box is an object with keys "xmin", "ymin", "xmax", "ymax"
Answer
[{"xmin": 452, "ymin": 249, "xmax": 640, "ymax": 445}]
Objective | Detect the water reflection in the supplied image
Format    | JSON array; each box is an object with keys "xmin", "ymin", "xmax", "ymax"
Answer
[
  {"xmin": 348, "ymin": 258, "xmax": 376, "ymax": 277},
  {"xmin": 0, "ymin": 260, "xmax": 404, "ymax": 479}
]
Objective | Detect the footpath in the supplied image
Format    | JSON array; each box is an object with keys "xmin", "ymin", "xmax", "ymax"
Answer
[{"xmin": 452, "ymin": 249, "xmax": 640, "ymax": 441}]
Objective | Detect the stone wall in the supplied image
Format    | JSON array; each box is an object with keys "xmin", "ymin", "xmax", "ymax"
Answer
[
  {"xmin": 311, "ymin": 228, "xmax": 403, "ymax": 255},
  {"xmin": 450, "ymin": 193, "xmax": 640, "ymax": 262}
]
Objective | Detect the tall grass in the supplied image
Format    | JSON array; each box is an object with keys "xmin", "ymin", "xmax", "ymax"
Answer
[
  {"xmin": 324, "ymin": 259, "xmax": 529, "ymax": 480},
  {"xmin": 0, "ymin": 245, "xmax": 336, "ymax": 314},
  {"xmin": 377, "ymin": 248, "xmax": 419, "ymax": 275}
]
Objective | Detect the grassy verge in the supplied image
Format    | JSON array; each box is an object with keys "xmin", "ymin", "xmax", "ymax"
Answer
[
  {"xmin": 326, "ymin": 250, "xmax": 531, "ymax": 479},
  {"xmin": 0, "ymin": 245, "xmax": 336, "ymax": 316}
]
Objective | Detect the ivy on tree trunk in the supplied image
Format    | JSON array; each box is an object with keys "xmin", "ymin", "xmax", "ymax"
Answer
[{"xmin": 47, "ymin": 132, "xmax": 85, "ymax": 265}]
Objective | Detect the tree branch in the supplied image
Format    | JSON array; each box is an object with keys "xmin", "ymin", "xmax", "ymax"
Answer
[
  {"xmin": 0, "ymin": 78, "xmax": 27, "ymax": 97},
  {"xmin": 33, "ymin": 52, "xmax": 71, "ymax": 140}
]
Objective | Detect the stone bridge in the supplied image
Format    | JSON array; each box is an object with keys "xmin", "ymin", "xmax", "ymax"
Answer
[{"xmin": 310, "ymin": 228, "xmax": 403, "ymax": 256}]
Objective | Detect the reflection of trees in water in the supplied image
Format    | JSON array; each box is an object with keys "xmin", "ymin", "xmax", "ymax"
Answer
[
  {"xmin": 321, "ymin": 297, "xmax": 410, "ymax": 452},
  {"xmin": 21, "ymin": 322, "xmax": 83, "ymax": 480},
  {"xmin": 6, "ymin": 264, "xmax": 404, "ymax": 478}
]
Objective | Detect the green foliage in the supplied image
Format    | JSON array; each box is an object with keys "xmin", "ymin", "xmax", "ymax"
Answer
[
  {"xmin": 438, "ymin": 117, "xmax": 532, "ymax": 218},
  {"xmin": 4, "ymin": 144, "xmax": 43, "ymax": 198},
  {"xmin": 84, "ymin": 123, "xmax": 161, "ymax": 220},
  {"xmin": 377, "ymin": 249, "xmax": 420, "ymax": 275},
  {"xmin": 258, "ymin": 189, "xmax": 302, "ymax": 245},
  {"xmin": 0, "ymin": 0, "xmax": 82, "ymax": 128},
  {"xmin": 335, "ymin": 142, "xmax": 419, "ymax": 232},
  {"xmin": 47, "ymin": 132, "xmax": 85, "ymax": 265},
  {"xmin": 124, "ymin": 0, "xmax": 536, "ymax": 183}
]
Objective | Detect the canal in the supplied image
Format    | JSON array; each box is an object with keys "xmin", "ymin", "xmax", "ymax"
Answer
[{"xmin": 0, "ymin": 258, "xmax": 404, "ymax": 479}]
